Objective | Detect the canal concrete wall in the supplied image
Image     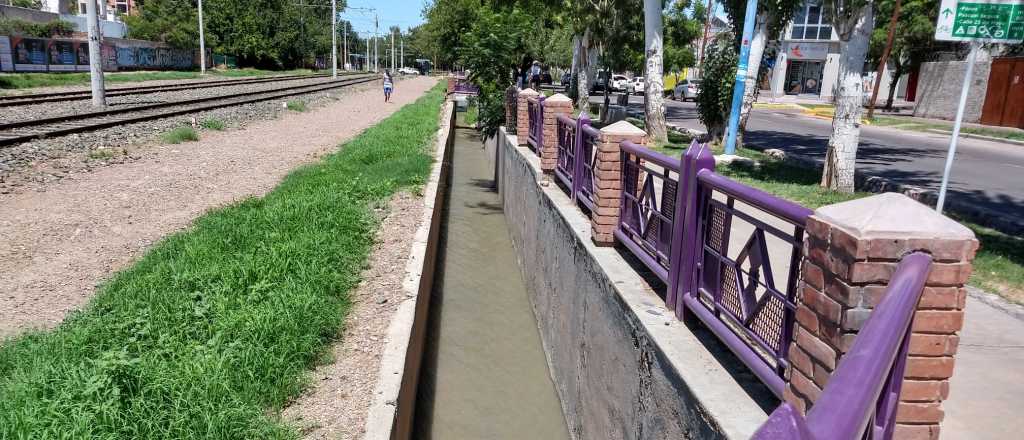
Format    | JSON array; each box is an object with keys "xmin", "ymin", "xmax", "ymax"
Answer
[
  {"xmin": 496, "ymin": 128, "xmax": 770, "ymax": 439},
  {"xmin": 364, "ymin": 100, "xmax": 455, "ymax": 440}
]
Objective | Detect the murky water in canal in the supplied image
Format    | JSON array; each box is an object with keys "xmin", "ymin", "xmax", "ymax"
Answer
[{"xmin": 414, "ymin": 125, "xmax": 569, "ymax": 439}]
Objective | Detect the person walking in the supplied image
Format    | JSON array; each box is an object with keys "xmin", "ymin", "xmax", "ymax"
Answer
[{"xmin": 383, "ymin": 70, "xmax": 394, "ymax": 102}]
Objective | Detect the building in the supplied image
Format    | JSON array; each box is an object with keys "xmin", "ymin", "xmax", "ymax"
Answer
[
  {"xmin": 767, "ymin": 0, "xmax": 841, "ymax": 99},
  {"xmin": 42, "ymin": 0, "xmax": 137, "ymax": 21}
]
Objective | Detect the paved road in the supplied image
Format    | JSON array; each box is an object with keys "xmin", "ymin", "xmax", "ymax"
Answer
[{"xmin": 598, "ymin": 95, "xmax": 1024, "ymax": 227}]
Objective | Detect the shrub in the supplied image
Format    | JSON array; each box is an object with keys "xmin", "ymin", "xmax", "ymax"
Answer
[
  {"xmin": 695, "ymin": 32, "xmax": 737, "ymax": 143},
  {"xmin": 200, "ymin": 118, "xmax": 226, "ymax": 130},
  {"xmin": 286, "ymin": 100, "xmax": 307, "ymax": 112},
  {"xmin": 162, "ymin": 126, "xmax": 199, "ymax": 144}
]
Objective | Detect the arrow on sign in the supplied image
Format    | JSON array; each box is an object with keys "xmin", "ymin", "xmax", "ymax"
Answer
[{"xmin": 942, "ymin": 8, "xmax": 953, "ymax": 18}]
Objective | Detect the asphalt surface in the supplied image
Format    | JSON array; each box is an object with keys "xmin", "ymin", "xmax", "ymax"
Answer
[{"xmin": 596, "ymin": 95, "xmax": 1024, "ymax": 227}]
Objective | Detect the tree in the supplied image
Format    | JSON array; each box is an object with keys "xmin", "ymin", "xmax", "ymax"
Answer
[
  {"xmin": 644, "ymin": 0, "xmax": 668, "ymax": 143},
  {"xmin": 695, "ymin": 32, "xmax": 738, "ymax": 142},
  {"xmin": 821, "ymin": 0, "xmax": 874, "ymax": 192},
  {"xmin": 664, "ymin": 0, "xmax": 703, "ymax": 80},
  {"xmin": 867, "ymin": 0, "xmax": 938, "ymax": 112},
  {"xmin": 720, "ymin": 0, "xmax": 801, "ymax": 145},
  {"xmin": 124, "ymin": 0, "xmax": 204, "ymax": 50},
  {"xmin": 12, "ymin": 0, "xmax": 42, "ymax": 9}
]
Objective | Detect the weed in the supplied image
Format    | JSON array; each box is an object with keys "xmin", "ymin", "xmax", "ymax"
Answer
[
  {"xmin": 87, "ymin": 148, "xmax": 116, "ymax": 160},
  {"xmin": 286, "ymin": 100, "xmax": 308, "ymax": 112},
  {"xmin": 162, "ymin": 126, "xmax": 200, "ymax": 144},
  {"xmin": 200, "ymin": 118, "xmax": 226, "ymax": 131}
]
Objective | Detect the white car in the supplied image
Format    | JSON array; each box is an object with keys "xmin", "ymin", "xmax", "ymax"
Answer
[
  {"xmin": 629, "ymin": 76, "xmax": 645, "ymax": 94},
  {"xmin": 611, "ymin": 75, "xmax": 630, "ymax": 91},
  {"xmin": 398, "ymin": 67, "xmax": 419, "ymax": 75},
  {"xmin": 673, "ymin": 79, "xmax": 701, "ymax": 101}
]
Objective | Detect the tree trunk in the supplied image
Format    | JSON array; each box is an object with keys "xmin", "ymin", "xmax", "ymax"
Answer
[
  {"xmin": 643, "ymin": 0, "xmax": 668, "ymax": 143},
  {"xmin": 738, "ymin": 12, "xmax": 769, "ymax": 147},
  {"xmin": 821, "ymin": 5, "xmax": 874, "ymax": 193},
  {"xmin": 884, "ymin": 62, "xmax": 903, "ymax": 110},
  {"xmin": 576, "ymin": 29, "xmax": 593, "ymax": 113}
]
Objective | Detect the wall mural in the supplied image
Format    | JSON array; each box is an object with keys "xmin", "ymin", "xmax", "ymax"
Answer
[{"xmin": 0, "ymin": 36, "xmax": 202, "ymax": 72}]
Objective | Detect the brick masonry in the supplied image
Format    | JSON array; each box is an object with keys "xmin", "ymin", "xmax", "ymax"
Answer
[
  {"xmin": 785, "ymin": 193, "xmax": 978, "ymax": 439},
  {"xmin": 516, "ymin": 88, "xmax": 539, "ymax": 146},
  {"xmin": 591, "ymin": 121, "xmax": 646, "ymax": 246},
  {"xmin": 540, "ymin": 94, "xmax": 574, "ymax": 173}
]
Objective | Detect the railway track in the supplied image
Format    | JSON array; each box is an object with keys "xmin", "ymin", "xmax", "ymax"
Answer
[
  {"xmin": 0, "ymin": 74, "xmax": 378, "ymax": 147},
  {"xmin": 0, "ymin": 73, "xmax": 341, "ymax": 107}
]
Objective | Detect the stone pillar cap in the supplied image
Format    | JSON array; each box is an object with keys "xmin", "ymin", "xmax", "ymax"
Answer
[
  {"xmin": 519, "ymin": 88, "xmax": 540, "ymax": 96},
  {"xmin": 814, "ymin": 193, "xmax": 974, "ymax": 240},
  {"xmin": 600, "ymin": 120, "xmax": 646, "ymax": 136},
  {"xmin": 545, "ymin": 93, "xmax": 572, "ymax": 103}
]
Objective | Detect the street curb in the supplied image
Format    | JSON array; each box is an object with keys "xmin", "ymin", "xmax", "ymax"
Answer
[
  {"xmin": 967, "ymin": 286, "xmax": 1024, "ymax": 323},
  {"xmin": 924, "ymin": 128, "xmax": 1024, "ymax": 147}
]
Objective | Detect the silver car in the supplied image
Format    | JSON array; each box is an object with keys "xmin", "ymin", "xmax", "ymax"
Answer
[{"xmin": 673, "ymin": 79, "xmax": 701, "ymax": 101}]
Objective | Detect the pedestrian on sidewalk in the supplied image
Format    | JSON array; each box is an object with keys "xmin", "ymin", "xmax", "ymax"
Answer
[{"xmin": 383, "ymin": 70, "xmax": 394, "ymax": 103}]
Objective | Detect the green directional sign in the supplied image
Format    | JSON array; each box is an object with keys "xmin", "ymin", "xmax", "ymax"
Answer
[{"xmin": 935, "ymin": 0, "xmax": 1024, "ymax": 42}]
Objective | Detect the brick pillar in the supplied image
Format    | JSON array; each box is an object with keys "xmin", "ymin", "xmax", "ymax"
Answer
[
  {"xmin": 591, "ymin": 121, "xmax": 646, "ymax": 246},
  {"xmin": 540, "ymin": 93, "xmax": 574, "ymax": 173},
  {"xmin": 785, "ymin": 193, "xmax": 978, "ymax": 439},
  {"xmin": 516, "ymin": 88, "xmax": 539, "ymax": 146},
  {"xmin": 446, "ymin": 76, "xmax": 455, "ymax": 94}
]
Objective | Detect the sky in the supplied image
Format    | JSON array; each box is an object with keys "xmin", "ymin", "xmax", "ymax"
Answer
[{"xmin": 343, "ymin": 0, "xmax": 427, "ymax": 36}]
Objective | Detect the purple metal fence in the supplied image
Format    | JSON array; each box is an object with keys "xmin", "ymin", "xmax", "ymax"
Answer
[
  {"xmin": 680, "ymin": 164, "xmax": 813, "ymax": 398},
  {"xmin": 576, "ymin": 124, "xmax": 600, "ymax": 212},
  {"xmin": 555, "ymin": 114, "xmax": 577, "ymax": 190},
  {"xmin": 452, "ymin": 77, "xmax": 480, "ymax": 95},
  {"xmin": 751, "ymin": 253, "xmax": 933, "ymax": 440},
  {"xmin": 527, "ymin": 96, "xmax": 544, "ymax": 153}
]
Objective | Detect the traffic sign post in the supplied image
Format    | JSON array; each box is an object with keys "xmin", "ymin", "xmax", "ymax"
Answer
[{"xmin": 933, "ymin": 0, "xmax": 1021, "ymax": 214}]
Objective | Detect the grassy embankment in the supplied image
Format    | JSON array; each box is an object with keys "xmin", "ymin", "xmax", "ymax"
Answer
[
  {"xmin": 0, "ymin": 83, "xmax": 445, "ymax": 438},
  {"xmin": 0, "ymin": 68, "xmax": 319, "ymax": 90},
  {"xmin": 653, "ymin": 140, "xmax": 1024, "ymax": 305}
]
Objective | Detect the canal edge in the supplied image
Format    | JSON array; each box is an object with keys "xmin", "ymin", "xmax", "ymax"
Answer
[{"xmin": 363, "ymin": 98, "xmax": 456, "ymax": 440}]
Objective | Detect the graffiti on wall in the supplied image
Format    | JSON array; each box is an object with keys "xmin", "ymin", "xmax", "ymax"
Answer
[{"xmin": 0, "ymin": 36, "xmax": 200, "ymax": 72}]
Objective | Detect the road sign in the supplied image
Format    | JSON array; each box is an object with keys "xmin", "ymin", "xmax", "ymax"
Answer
[{"xmin": 935, "ymin": 0, "xmax": 1024, "ymax": 43}]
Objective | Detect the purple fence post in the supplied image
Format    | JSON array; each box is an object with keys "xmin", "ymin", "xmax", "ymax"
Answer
[
  {"xmin": 667, "ymin": 141, "xmax": 715, "ymax": 315},
  {"xmin": 572, "ymin": 112, "xmax": 592, "ymax": 202}
]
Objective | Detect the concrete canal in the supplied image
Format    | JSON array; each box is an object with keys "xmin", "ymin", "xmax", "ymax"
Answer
[{"xmin": 413, "ymin": 124, "xmax": 570, "ymax": 439}]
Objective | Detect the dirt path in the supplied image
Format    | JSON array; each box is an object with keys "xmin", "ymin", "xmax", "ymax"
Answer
[{"xmin": 0, "ymin": 75, "xmax": 438, "ymax": 338}]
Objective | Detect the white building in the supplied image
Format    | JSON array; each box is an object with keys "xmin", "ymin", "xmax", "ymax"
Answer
[{"xmin": 768, "ymin": 0, "xmax": 842, "ymax": 99}]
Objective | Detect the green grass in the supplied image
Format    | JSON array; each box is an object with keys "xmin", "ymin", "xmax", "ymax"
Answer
[
  {"xmin": 708, "ymin": 146, "xmax": 1024, "ymax": 304},
  {"xmin": 0, "ymin": 82, "xmax": 445, "ymax": 438},
  {"xmin": 869, "ymin": 115, "xmax": 1024, "ymax": 142},
  {"xmin": 0, "ymin": 69, "xmax": 318, "ymax": 90},
  {"xmin": 286, "ymin": 100, "xmax": 307, "ymax": 112},
  {"xmin": 162, "ymin": 126, "xmax": 200, "ymax": 144},
  {"xmin": 464, "ymin": 102, "xmax": 479, "ymax": 126},
  {"xmin": 87, "ymin": 148, "xmax": 116, "ymax": 161},
  {"xmin": 200, "ymin": 118, "xmax": 226, "ymax": 131}
]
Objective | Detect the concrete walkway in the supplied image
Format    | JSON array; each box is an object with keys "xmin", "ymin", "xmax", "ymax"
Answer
[{"xmin": 944, "ymin": 295, "xmax": 1024, "ymax": 439}]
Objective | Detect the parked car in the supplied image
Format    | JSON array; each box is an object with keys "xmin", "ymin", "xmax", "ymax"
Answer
[
  {"xmin": 629, "ymin": 76, "xmax": 645, "ymax": 94},
  {"xmin": 611, "ymin": 75, "xmax": 630, "ymax": 91},
  {"xmin": 673, "ymin": 78, "xmax": 701, "ymax": 101},
  {"xmin": 398, "ymin": 67, "xmax": 419, "ymax": 75}
]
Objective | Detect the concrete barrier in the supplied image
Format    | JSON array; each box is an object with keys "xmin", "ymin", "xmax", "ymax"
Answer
[
  {"xmin": 363, "ymin": 100, "xmax": 455, "ymax": 440},
  {"xmin": 496, "ymin": 127, "xmax": 772, "ymax": 439}
]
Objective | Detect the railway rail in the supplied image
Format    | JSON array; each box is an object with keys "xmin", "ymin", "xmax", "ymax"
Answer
[
  {"xmin": 0, "ymin": 73, "xmax": 339, "ymax": 107},
  {"xmin": 0, "ymin": 74, "xmax": 378, "ymax": 147}
]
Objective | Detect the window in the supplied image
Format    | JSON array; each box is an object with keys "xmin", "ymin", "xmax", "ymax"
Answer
[
  {"xmin": 116, "ymin": 0, "xmax": 129, "ymax": 14},
  {"xmin": 79, "ymin": 2, "xmax": 87, "ymax": 15},
  {"xmin": 790, "ymin": 1, "xmax": 832, "ymax": 40}
]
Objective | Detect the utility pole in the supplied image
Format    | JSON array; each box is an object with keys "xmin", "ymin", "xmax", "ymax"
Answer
[
  {"xmin": 391, "ymin": 29, "xmax": 395, "ymax": 72},
  {"xmin": 198, "ymin": 0, "xmax": 206, "ymax": 74},
  {"xmin": 366, "ymin": 33, "xmax": 370, "ymax": 72},
  {"xmin": 374, "ymin": 15, "xmax": 379, "ymax": 72},
  {"xmin": 866, "ymin": 0, "xmax": 902, "ymax": 119},
  {"xmin": 401, "ymin": 36, "xmax": 404, "ymax": 69},
  {"xmin": 86, "ymin": 0, "xmax": 105, "ymax": 107},
  {"xmin": 697, "ymin": 0, "xmax": 714, "ymax": 75},
  {"xmin": 331, "ymin": 0, "xmax": 337, "ymax": 78},
  {"xmin": 723, "ymin": 0, "xmax": 758, "ymax": 155},
  {"xmin": 343, "ymin": 22, "xmax": 348, "ymax": 71}
]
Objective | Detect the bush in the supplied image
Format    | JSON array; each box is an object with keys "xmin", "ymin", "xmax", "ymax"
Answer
[
  {"xmin": 200, "ymin": 118, "xmax": 226, "ymax": 130},
  {"xmin": 286, "ymin": 100, "xmax": 307, "ymax": 112},
  {"xmin": 695, "ymin": 32, "xmax": 737, "ymax": 143},
  {"xmin": 0, "ymin": 18, "xmax": 74, "ymax": 38}
]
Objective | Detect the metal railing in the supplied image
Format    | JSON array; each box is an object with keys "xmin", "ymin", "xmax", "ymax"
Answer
[
  {"xmin": 681, "ymin": 164, "xmax": 813, "ymax": 398},
  {"xmin": 751, "ymin": 253, "xmax": 933, "ymax": 440},
  {"xmin": 527, "ymin": 95, "xmax": 544, "ymax": 153},
  {"xmin": 576, "ymin": 124, "xmax": 601, "ymax": 212},
  {"xmin": 555, "ymin": 114, "xmax": 578, "ymax": 190},
  {"xmin": 451, "ymin": 76, "xmax": 480, "ymax": 95}
]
